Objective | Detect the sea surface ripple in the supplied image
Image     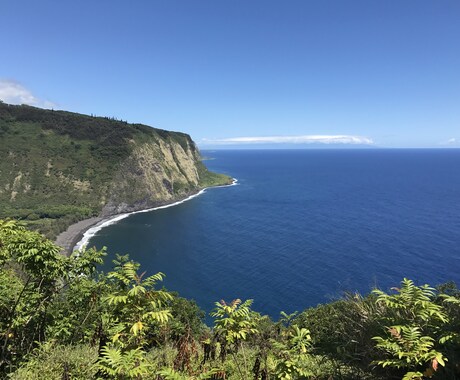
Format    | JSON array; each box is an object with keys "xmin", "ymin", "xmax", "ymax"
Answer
[{"xmin": 88, "ymin": 149, "xmax": 460, "ymax": 318}]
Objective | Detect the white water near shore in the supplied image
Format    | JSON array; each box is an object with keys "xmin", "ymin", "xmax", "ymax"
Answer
[{"xmin": 74, "ymin": 179, "xmax": 238, "ymax": 251}]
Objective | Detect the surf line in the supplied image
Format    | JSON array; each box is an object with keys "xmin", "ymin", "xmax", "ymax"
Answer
[{"xmin": 74, "ymin": 178, "xmax": 238, "ymax": 252}]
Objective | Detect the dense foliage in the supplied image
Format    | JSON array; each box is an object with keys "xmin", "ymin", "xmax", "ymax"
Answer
[
  {"xmin": 0, "ymin": 103, "xmax": 230, "ymax": 238},
  {"xmin": 1, "ymin": 220, "xmax": 459, "ymax": 379}
]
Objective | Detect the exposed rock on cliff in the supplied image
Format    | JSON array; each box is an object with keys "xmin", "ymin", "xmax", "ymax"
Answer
[{"xmin": 0, "ymin": 102, "xmax": 232, "ymax": 238}]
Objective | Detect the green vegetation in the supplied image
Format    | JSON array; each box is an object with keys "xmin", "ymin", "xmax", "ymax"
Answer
[
  {"xmin": 195, "ymin": 161, "xmax": 233, "ymax": 188},
  {"xmin": 1, "ymin": 220, "xmax": 459, "ymax": 379},
  {"xmin": 0, "ymin": 103, "xmax": 231, "ymax": 239}
]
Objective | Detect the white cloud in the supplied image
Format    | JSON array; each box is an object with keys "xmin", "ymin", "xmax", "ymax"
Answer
[
  {"xmin": 439, "ymin": 137, "xmax": 459, "ymax": 146},
  {"xmin": 0, "ymin": 79, "xmax": 56, "ymax": 109},
  {"xmin": 203, "ymin": 134, "xmax": 374, "ymax": 145}
]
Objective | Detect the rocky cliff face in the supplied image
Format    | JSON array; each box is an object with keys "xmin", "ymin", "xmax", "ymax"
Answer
[
  {"xmin": 0, "ymin": 103, "xmax": 231, "ymax": 237},
  {"xmin": 103, "ymin": 136, "xmax": 212, "ymax": 215}
]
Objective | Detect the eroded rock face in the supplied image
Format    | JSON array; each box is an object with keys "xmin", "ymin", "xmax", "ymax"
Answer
[{"xmin": 102, "ymin": 137, "xmax": 202, "ymax": 216}]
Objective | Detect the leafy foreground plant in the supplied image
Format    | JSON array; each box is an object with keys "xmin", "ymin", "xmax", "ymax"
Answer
[
  {"xmin": 8, "ymin": 342, "xmax": 98, "ymax": 380},
  {"xmin": 2, "ymin": 220, "xmax": 460, "ymax": 380},
  {"xmin": 158, "ymin": 367, "xmax": 219, "ymax": 380},
  {"xmin": 210, "ymin": 299, "xmax": 259, "ymax": 379},
  {"xmin": 97, "ymin": 260, "xmax": 173, "ymax": 378},
  {"xmin": 372, "ymin": 278, "xmax": 450, "ymax": 380},
  {"xmin": 0, "ymin": 219, "xmax": 105, "ymax": 373},
  {"xmin": 271, "ymin": 325, "xmax": 313, "ymax": 379}
]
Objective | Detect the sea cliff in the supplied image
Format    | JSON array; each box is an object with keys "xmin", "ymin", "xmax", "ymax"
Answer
[{"xmin": 0, "ymin": 102, "xmax": 232, "ymax": 240}]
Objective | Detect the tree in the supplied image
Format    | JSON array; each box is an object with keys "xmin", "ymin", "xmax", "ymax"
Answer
[
  {"xmin": 97, "ymin": 260, "xmax": 173, "ymax": 379},
  {"xmin": 372, "ymin": 278, "xmax": 449, "ymax": 380},
  {"xmin": 210, "ymin": 299, "xmax": 259, "ymax": 379},
  {"xmin": 0, "ymin": 219, "xmax": 67, "ymax": 371},
  {"xmin": 0, "ymin": 219, "xmax": 105, "ymax": 374}
]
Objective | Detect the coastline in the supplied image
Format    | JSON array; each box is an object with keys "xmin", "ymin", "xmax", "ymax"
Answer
[
  {"xmin": 55, "ymin": 217, "xmax": 104, "ymax": 256},
  {"xmin": 55, "ymin": 179, "xmax": 238, "ymax": 255}
]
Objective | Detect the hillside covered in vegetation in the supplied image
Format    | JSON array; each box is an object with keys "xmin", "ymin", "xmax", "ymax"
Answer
[
  {"xmin": 0, "ymin": 220, "xmax": 459, "ymax": 380},
  {"xmin": 0, "ymin": 102, "xmax": 231, "ymax": 238}
]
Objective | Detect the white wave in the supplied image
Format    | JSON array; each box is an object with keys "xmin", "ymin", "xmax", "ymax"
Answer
[
  {"xmin": 220, "ymin": 178, "xmax": 239, "ymax": 187},
  {"xmin": 74, "ymin": 178, "xmax": 238, "ymax": 252}
]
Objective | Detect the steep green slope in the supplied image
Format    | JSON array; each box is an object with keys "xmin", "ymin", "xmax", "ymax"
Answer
[{"xmin": 0, "ymin": 102, "xmax": 232, "ymax": 237}]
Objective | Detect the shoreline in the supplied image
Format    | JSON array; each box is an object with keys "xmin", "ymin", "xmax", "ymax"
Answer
[
  {"xmin": 55, "ymin": 217, "xmax": 104, "ymax": 256},
  {"xmin": 55, "ymin": 179, "xmax": 238, "ymax": 255}
]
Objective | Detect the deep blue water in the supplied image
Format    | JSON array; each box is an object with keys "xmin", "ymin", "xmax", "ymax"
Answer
[{"xmin": 88, "ymin": 149, "xmax": 460, "ymax": 318}]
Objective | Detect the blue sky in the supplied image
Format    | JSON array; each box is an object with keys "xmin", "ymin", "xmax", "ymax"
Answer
[{"xmin": 1, "ymin": 1, "xmax": 459, "ymax": 148}]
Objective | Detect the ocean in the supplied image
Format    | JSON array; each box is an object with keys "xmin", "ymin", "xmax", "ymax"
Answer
[{"xmin": 85, "ymin": 149, "xmax": 460, "ymax": 318}]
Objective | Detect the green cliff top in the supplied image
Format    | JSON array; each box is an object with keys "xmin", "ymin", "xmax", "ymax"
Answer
[{"xmin": 0, "ymin": 102, "xmax": 231, "ymax": 238}]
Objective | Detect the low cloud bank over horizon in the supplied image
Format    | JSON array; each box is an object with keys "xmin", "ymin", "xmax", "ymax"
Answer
[
  {"xmin": 0, "ymin": 79, "xmax": 56, "ymax": 109},
  {"xmin": 202, "ymin": 135, "xmax": 374, "ymax": 145}
]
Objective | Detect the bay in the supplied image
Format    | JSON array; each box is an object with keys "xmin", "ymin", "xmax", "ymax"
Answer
[{"xmin": 88, "ymin": 149, "xmax": 460, "ymax": 318}]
